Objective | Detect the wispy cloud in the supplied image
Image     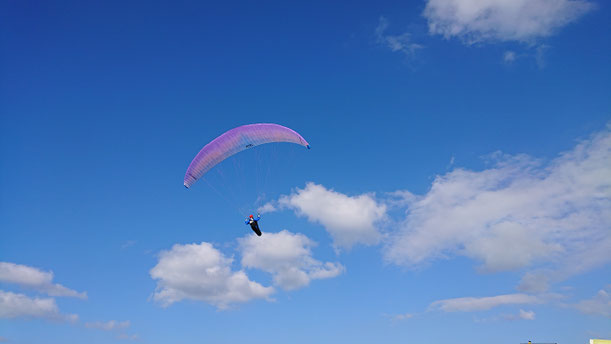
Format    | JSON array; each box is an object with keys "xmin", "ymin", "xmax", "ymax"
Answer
[
  {"xmin": 475, "ymin": 308, "xmax": 536, "ymax": 322},
  {"xmin": 0, "ymin": 262, "xmax": 87, "ymax": 299},
  {"xmin": 574, "ymin": 286, "xmax": 611, "ymax": 318},
  {"xmin": 375, "ymin": 16, "xmax": 423, "ymax": 57},
  {"xmin": 384, "ymin": 126, "xmax": 611, "ymax": 289},
  {"xmin": 85, "ymin": 320, "xmax": 138, "ymax": 341},
  {"xmin": 0, "ymin": 290, "xmax": 78, "ymax": 322},
  {"xmin": 503, "ymin": 309, "xmax": 536, "ymax": 320},
  {"xmin": 423, "ymin": 0, "xmax": 595, "ymax": 44},
  {"xmin": 429, "ymin": 293, "xmax": 543, "ymax": 312},
  {"xmin": 503, "ymin": 51, "xmax": 517, "ymax": 63},
  {"xmin": 150, "ymin": 242, "xmax": 274, "ymax": 309},
  {"xmin": 394, "ymin": 313, "xmax": 414, "ymax": 320},
  {"xmin": 535, "ymin": 44, "xmax": 550, "ymax": 68},
  {"xmin": 85, "ymin": 320, "xmax": 130, "ymax": 331},
  {"xmin": 117, "ymin": 333, "xmax": 140, "ymax": 341},
  {"xmin": 121, "ymin": 241, "xmax": 137, "ymax": 249},
  {"xmin": 238, "ymin": 230, "xmax": 344, "ymax": 290}
]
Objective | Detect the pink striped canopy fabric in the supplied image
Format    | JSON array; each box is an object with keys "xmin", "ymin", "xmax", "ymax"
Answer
[{"xmin": 184, "ymin": 123, "xmax": 310, "ymax": 188}]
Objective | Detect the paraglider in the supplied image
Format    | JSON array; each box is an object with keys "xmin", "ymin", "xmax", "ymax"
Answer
[
  {"xmin": 245, "ymin": 213, "xmax": 262, "ymax": 236},
  {"xmin": 183, "ymin": 123, "xmax": 310, "ymax": 188},
  {"xmin": 183, "ymin": 123, "xmax": 310, "ymax": 236}
]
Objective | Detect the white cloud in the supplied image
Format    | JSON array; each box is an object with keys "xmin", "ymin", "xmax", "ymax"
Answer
[
  {"xmin": 395, "ymin": 313, "xmax": 414, "ymax": 320},
  {"xmin": 517, "ymin": 270, "xmax": 552, "ymax": 293},
  {"xmin": 385, "ymin": 127, "xmax": 611, "ymax": 286},
  {"xmin": 0, "ymin": 262, "xmax": 86, "ymax": 299},
  {"xmin": 117, "ymin": 333, "xmax": 140, "ymax": 341},
  {"xmin": 279, "ymin": 183, "xmax": 387, "ymax": 249},
  {"xmin": 423, "ymin": 0, "xmax": 595, "ymax": 44},
  {"xmin": 150, "ymin": 242, "xmax": 274, "ymax": 309},
  {"xmin": 85, "ymin": 320, "xmax": 138, "ymax": 341},
  {"xmin": 257, "ymin": 202, "xmax": 277, "ymax": 214},
  {"xmin": 518, "ymin": 309, "xmax": 535, "ymax": 320},
  {"xmin": 0, "ymin": 290, "xmax": 78, "ymax": 322},
  {"xmin": 575, "ymin": 287, "xmax": 611, "ymax": 318},
  {"xmin": 121, "ymin": 240, "xmax": 136, "ymax": 249},
  {"xmin": 476, "ymin": 308, "xmax": 536, "ymax": 322},
  {"xmin": 502, "ymin": 49, "xmax": 548, "ymax": 68},
  {"xmin": 386, "ymin": 190, "xmax": 420, "ymax": 208},
  {"xmin": 85, "ymin": 320, "xmax": 130, "ymax": 331},
  {"xmin": 503, "ymin": 50, "xmax": 516, "ymax": 63},
  {"xmin": 429, "ymin": 293, "xmax": 543, "ymax": 312},
  {"xmin": 500, "ymin": 309, "xmax": 536, "ymax": 320},
  {"xmin": 238, "ymin": 230, "xmax": 344, "ymax": 290},
  {"xmin": 375, "ymin": 16, "xmax": 423, "ymax": 57},
  {"xmin": 535, "ymin": 44, "xmax": 550, "ymax": 68}
]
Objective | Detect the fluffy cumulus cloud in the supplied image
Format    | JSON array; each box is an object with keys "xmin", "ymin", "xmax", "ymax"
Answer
[
  {"xmin": 150, "ymin": 242, "xmax": 274, "ymax": 309},
  {"xmin": 0, "ymin": 262, "xmax": 86, "ymax": 299},
  {"xmin": 278, "ymin": 183, "xmax": 387, "ymax": 249},
  {"xmin": 385, "ymin": 127, "xmax": 611, "ymax": 287},
  {"xmin": 575, "ymin": 287, "xmax": 611, "ymax": 318},
  {"xmin": 0, "ymin": 290, "xmax": 77, "ymax": 322},
  {"xmin": 375, "ymin": 16, "xmax": 423, "ymax": 57},
  {"xmin": 429, "ymin": 293, "xmax": 543, "ymax": 312},
  {"xmin": 238, "ymin": 230, "xmax": 344, "ymax": 290},
  {"xmin": 423, "ymin": 0, "xmax": 595, "ymax": 44}
]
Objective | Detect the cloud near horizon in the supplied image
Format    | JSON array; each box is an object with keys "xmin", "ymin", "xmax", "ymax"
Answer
[
  {"xmin": 429, "ymin": 293, "xmax": 544, "ymax": 312},
  {"xmin": 513, "ymin": 309, "xmax": 536, "ymax": 320},
  {"xmin": 574, "ymin": 286, "xmax": 611, "ymax": 318}
]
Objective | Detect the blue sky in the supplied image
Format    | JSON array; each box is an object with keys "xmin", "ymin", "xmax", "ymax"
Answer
[{"xmin": 1, "ymin": 0, "xmax": 610, "ymax": 343}]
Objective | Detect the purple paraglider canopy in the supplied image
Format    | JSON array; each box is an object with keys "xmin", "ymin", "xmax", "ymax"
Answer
[{"xmin": 184, "ymin": 123, "xmax": 310, "ymax": 188}]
